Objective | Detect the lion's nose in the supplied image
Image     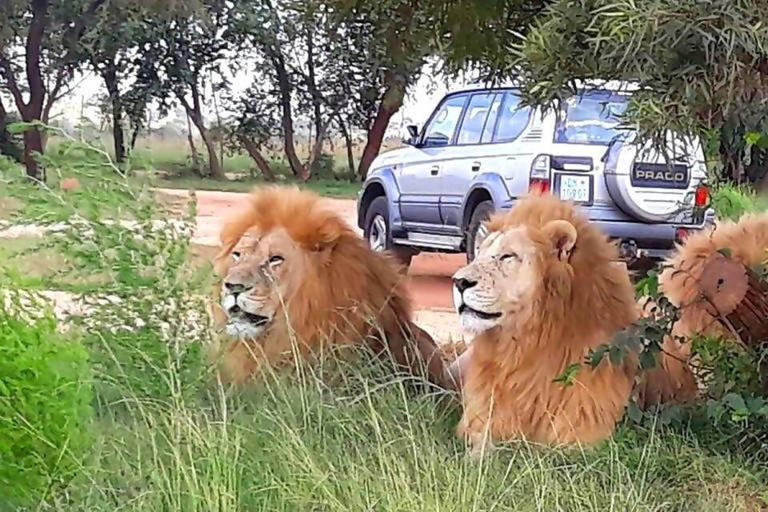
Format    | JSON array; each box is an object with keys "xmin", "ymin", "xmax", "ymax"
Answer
[
  {"xmin": 453, "ymin": 277, "xmax": 477, "ymax": 293},
  {"xmin": 224, "ymin": 282, "xmax": 252, "ymax": 294}
]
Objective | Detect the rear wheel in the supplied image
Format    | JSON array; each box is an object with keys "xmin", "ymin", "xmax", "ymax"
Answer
[
  {"xmin": 364, "ymin": 196, "xmax": 414, "ymax": 268},
  {"xmin": 466, "ymin": 200, "xmax": 495, "ymax": 262}
]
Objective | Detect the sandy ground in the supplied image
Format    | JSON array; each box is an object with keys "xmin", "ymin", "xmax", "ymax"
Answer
[{"xmin": 157, "ymin": 188, "xmax": 468, "ymax": 344}]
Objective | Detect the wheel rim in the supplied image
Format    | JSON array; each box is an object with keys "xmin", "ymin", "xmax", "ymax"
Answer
[
  {"xmin": 474, "ymin": 224, "xmax": 489, "ymax": 256},
  {"xmin": 369, "ymin": 215, "xmax": 387, "ymax": 252}
]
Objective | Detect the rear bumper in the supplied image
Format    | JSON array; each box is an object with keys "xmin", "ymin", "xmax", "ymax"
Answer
[{"xmin": 590, "ymin": 208, "xmax": 715, "ymax": 260}]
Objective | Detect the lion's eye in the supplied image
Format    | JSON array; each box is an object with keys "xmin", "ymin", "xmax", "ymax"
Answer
[
  {"xmin": 500, "ymin": 253, "xmax": 519, "ymax": 262},
  {"xmin": 268, "ymin": 255, "xmax": 284, "ymax": 267},
  {"xmin": 231, "ymin": 251, "xmax": 242, "ymax": 262}
]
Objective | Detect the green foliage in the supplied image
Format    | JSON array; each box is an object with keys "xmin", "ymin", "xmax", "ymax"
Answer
[
  {"xmin": 510, "ymin": 0, "xmax": 768, "ymax": 184},
  {"xmin": 0, "ymin": 299, "xmax": 92, "ymax": 507},
  {"xmin": 711, "ymin": 183, "xmax": 767, "ymax": 221}
]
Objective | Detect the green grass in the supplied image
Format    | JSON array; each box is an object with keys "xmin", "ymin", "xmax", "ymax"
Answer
[
  {"xmin": 31, "ymin": 349, "xmax": 768, "ymax": 512},
  {"xmin": 151, "ymin": 175, "xmax": 361, "ymax": 199}
]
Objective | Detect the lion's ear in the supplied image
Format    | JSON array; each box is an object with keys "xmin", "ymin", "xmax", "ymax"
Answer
[
  {"xmin": 309, "ymin": 213, "xmax": 346, "ymax": 251},
  {"xmin": 543, "ymin": 220, "xmax": 578, "ymax": 261}
]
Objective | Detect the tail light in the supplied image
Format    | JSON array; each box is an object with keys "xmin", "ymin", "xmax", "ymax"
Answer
[
  {"xmin": 529, "ymin": 155, "xmax": 551, "ymax": 195},
  {"xmin": 695, "ymin": 184, "xmax": 710, "ymax": 207}
]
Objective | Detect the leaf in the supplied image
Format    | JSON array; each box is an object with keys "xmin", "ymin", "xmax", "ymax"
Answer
[
  {"xmin": 744, "ymin": 131, "xmax": 762, "ymax": 145},
  {"xmin": 553, "ymin": 363, "xmax": 581, "ymax": 386},
  {"xmin": 717, "ymin": 247, "xmax": 733, "ymax": 259},
  {"xmin": 6, "ymin": 122, "xmax": 35, "ymax": 135},
  {"xmin": 588, "ymin": 345, "xmax": 609, "ymax": 368},
  {"xmin": 609, "ymin": 345, "xmax": 626, "ymax": 365},
  {"xmin": 640, "ymin": 351, "xmax": 657, "ymax": 370},
  {"xmin": 723, "ymin": 392, "xmax": 749, "ymax": 421},
  {"xmin": 626, "ymin": 400, "xmax": 643, "ymax": 423}
]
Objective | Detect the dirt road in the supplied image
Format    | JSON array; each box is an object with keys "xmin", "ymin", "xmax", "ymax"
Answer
[{"xmin": 159, "ymin": 189, "xmax": 467, "ymax": 343}]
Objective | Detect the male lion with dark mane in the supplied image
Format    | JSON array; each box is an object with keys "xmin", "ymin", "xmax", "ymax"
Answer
[
  {"xmin": 211, "ymin": 186, "xmax": 452, "ymax": 390},
  {"xmin": 450, "ymin": 194, "xmax": 663, "ymax": 452}
]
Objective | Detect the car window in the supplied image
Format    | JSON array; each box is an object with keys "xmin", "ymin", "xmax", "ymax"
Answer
[
  {"xmin": 422, "ymin": 94, "xmax": 467, "ymax": 147},
  {"xmin": 481, "ymin": 94, "xmax": 503, "ymax": 143},
  {"xmin": 554, "ymin": 90, "xmax": 630, "ymax": 145},
  {"xmin": 456, "ymin": 93, "xmax": 494, "ymax": 145},
  {"xmin": 493, "ymin": 92, "xmax": 532, "ymax": 143}
]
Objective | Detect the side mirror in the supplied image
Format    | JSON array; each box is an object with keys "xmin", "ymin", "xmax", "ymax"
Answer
[{"xmin": 403, "ymin": 124, "xmax": 420, "ymax": 146}]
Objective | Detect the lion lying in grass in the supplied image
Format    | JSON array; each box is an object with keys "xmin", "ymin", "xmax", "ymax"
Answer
[
  {"xmin": 638, "ymin": 211, "xmax": 768, "ymax": 403},
  {"xmin": 449, "ymin": 194, "xmax": 691, "ymax": 451},
  {"xmin": 211, "ymin": 186, "xmax": 451, "ymax": 390}
]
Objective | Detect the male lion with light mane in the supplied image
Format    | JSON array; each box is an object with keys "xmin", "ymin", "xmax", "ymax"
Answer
[
  {"xmin": 450, "ymin": 194, "xmax": 643, "ymax": 452},
  {"xmin": 211, "ymin": 186, "xmax": 452, "ymax": 390}
]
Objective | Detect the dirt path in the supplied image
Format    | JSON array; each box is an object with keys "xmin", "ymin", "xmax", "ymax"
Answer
[{"xmin": 158, "ymin": 188, "xmax": 467, "ymax": 343}]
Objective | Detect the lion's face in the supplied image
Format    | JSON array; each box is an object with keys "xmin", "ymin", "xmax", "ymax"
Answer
[
  {"xmin": 452, "ymin": 220, "xmax": 577, "ymax": 335},
  {"xmin": 218, "ymin": 227, "xmax": 305, "ymax": 339}
]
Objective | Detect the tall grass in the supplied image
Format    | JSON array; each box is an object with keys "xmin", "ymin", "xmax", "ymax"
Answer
[{"xmin": 30, "ymin": 345, "xmax": 768, "ymax": 512}]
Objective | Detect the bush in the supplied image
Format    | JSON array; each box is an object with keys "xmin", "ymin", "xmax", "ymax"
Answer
[
  {"xmin": 711, "ymin": 184, "xmax": 760, "ymax": 220},
  {"xmin": 0, "ymin": 301, "xmax": 93, "ymax": 507}
]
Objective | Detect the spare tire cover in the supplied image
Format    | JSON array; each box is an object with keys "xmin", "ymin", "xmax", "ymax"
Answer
[{"xmin": 604, "ymin": 135, "xmax": 697, "ymax": 223}]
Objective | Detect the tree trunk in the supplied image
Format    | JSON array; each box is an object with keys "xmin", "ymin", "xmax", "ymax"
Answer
[
  {"xmin": 102, "ymin": 64, "xmax": 126, "ymax": 163},
  {"xmin": 0, "ymin": 97, "xmax": 22, "ymax": 162},
  {"xmin": 306, "ymin": 28, "xmax": 323, "ymax": 152},
  {"xmin": 186, "ymin": 113, "xmax": 201, "ymax": 173},
  {"xmin": 182, "ymin": 85, "xmax": 225, "ymax": 180},
  {"xmin": 270, "ymin": 53, "xmax": 305, "ymax": 178},
  {"xmin": 305, "ymin": 120, "xmax": 330, "ymax": 181},
  {"xmin": 357, "ymin": 79, "xmax": 406, "ymax": 179},
  {"xmin": 719, "ymin": 122, "xmax": 745, "ymax": 184},
  {"xmin": 241, "ymin": 136, "xmax": 276, "ymax": 181},
  {"xmin": 8, "ymin": 0, "xmax": 49, "ymax": 180},
  {"xmin": 337, "ymin": 115, "xmax": 355, "ymax": 178},
  {"xmin": 200, "ymin": 130, "xmax": 225, "ymax": 180}
]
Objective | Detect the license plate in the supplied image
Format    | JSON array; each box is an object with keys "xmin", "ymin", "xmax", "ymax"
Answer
[{"xmin": 559, "ymin": 174, "xmax": 591, "ymax": 203}]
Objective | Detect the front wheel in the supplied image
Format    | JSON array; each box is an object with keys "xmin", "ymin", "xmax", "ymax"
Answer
[
  {"xmin": 364, "ymin": 196, "xmax": 414, "ymax": 268},
  {"xmin": 466, "ymin": 200, "xmax": 495, "ymax": 262}
]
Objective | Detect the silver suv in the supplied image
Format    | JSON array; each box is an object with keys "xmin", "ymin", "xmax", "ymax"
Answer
[{"xmin": 357, "ymin": 85, "xmax": 715, "ymax": 267}]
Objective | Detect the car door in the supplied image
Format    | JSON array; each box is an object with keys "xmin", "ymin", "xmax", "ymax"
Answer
[
  {"xmin": 440, "ymin": 90, "xmax": 534, "ymax": 227},
  {"xmin": 398, "ymin": 93, "xmax": 468, "ymax": 226},
  {"xmin": 439, "ymin": 92, "xmax": 501, "ymax": 226}
]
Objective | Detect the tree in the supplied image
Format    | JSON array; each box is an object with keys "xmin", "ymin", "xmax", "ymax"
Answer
[
  {"xmin": 327, "ymin": 0, "xmax": 437, "ymax": 180},
  {"xmin": 0, "ymin": 0, "xmax": 107, "ymax": 180},
  {"xmin": 80, "ymin": 1, "xmax": 146, "ymax": 163},
  {"xmin": 224, "ymin": 81, "xmax": 280, "ymax": 181},
  {"xmin": 229, "ymin": 0, "xmax": 309, "ymax": 179},
  {"xmin": 509, "ymin": 0, "xmax": 768, "ymax": 187},
  {"xmin": 134, "ymin": 0, "xmax": 230, "ymax": 180}
]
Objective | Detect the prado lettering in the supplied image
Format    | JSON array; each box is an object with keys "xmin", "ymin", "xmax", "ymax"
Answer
[{"xmin": 634, "ymin": 170, "xmax": 687, "ymax": 182}]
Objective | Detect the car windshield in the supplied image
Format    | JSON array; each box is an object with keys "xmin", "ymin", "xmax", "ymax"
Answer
[{"xmin": 554, "ymin": 91, "xmax": 630, "ymax": 145}]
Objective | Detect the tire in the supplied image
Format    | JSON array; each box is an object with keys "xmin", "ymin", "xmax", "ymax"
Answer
[
  {"xmin": 363, "ymin": 196, "xmax": 414, "ymax": 268},
  {"xmin": 466, "ymin": 200, "xmax": 495, "ymax": 262}
]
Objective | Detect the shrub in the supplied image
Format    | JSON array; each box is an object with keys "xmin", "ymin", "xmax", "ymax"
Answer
[
  {"xmin": 711, "ymin": 184, "xmax": 760, "ymax": 220},
  {"xmin": 0, "ymin": 300, "xmax": 92, "ymax": 507}
]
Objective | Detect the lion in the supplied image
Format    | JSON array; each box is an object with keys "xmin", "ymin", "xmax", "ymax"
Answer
[
  {"xmin": 659, "ymin": 211, "xmax": 768, "ymax": 338},
  {"xmin": 211, "ymin": 185, "xmax": 452, "ymax": 390},
  {"xmin": 637, "ymin": 211, "xmax": 768, "ymax": 403},
  {"xmin": 450, "ymin": 194, "xmax": 642, "ymax": 451}
]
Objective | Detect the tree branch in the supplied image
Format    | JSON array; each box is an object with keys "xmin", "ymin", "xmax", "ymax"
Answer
[
  {"xmin": 0, "ymin": 56, "xmax": 27, "ymax": 116},
  {"xmin": 26, "ymin": 0, "xmax": 49, "ymax": 118},
  {"xmin": 42, "ymin": 67, "xmax": 67, "ymax": 124}
]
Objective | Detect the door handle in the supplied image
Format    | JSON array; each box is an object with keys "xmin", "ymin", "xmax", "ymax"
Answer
[
  {"xmin": 430, "ymin": 166, "xmax": 439, "ymax": 176},
  {"xmin": 471, "ymin": 161, "xmax": 481, "ymax": 172}
]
